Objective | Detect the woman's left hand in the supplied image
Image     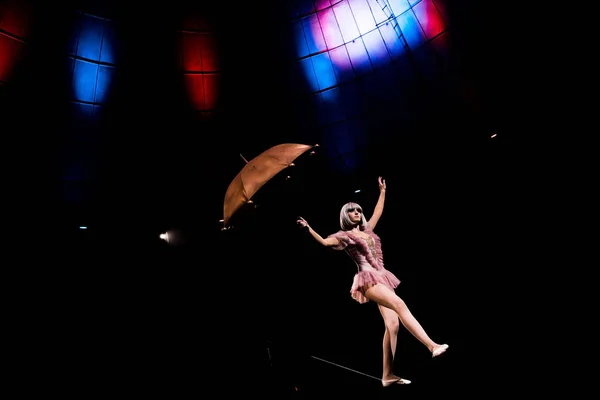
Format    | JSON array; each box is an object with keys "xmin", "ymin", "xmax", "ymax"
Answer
[{"xmin": 378, "ymin": 176, "xmax": 386, "ymax": 192}]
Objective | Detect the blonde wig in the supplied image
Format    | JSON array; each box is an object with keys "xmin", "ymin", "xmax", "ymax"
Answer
[{"xmin": 339, "ymin": 202, "xmax": 367, "ymax": 231}]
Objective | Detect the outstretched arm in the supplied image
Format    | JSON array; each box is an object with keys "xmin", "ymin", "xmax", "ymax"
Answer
[
  {"xmin": 367, "ymin": 176, "xmax": 386, "ymax": 230},
  {"xmin": 297, "ymin": 217, "xmax": 340, "ymax": 247}
]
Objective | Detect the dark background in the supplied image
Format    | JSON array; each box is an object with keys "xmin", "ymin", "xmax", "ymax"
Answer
[{"xmin": 2, "ymin": 0, "xmax": 545, "ymax": 397}]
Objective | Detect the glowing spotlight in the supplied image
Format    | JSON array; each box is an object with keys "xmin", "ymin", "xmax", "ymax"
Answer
[{"xmin": 158, "ymin": 229, "xmax": 188, "ymax": 245}]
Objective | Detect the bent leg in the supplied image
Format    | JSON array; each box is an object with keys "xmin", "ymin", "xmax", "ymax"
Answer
[{"xmin": 365, "ymin": 284, "xmax": 447, "ymax": 357}]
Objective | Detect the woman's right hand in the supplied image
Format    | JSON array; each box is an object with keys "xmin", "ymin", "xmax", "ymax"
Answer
[{"xmin": 297, "ymin": 216, "xmax": 309, "ymax": 229}]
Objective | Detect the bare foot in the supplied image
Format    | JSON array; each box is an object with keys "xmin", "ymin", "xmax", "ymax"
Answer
[
  {"xmin": 382, "ymin": 376, "xmax": 411, "ymax": 386},
  {"xmin": 432, "ymin": 344, "xmax": 449, "ymax": 358}
]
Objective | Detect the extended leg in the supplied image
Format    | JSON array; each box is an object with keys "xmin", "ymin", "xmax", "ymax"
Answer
[{"xmin": 366, "ymin": 284, "xmax": 448, "ymax": 358}]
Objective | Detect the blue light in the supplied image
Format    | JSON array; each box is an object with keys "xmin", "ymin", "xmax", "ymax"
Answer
[
  {"xmin": 76, "ymin": 15, "xmax": 104, "ymax": 60},
  {"xmin": 63, "ymin": 11, "xmax": 118, "ymax": 204},
  {"xmin": 295, "ymin": 0, "xmax": 440, "ymax": 90},
  {"xmin": 311, "ymin": 52, "xmax": 337, "ymax": 91},
  {"xmin": 94, "ymin": 65, "xmax": 115, "ymax": 103},
  {"xmin": 72, "ymin": 59, "xmax": 98, "ymax": 103},
  {"xmin": 396, "ymin": 10, "xmax": 426, "ymax": 50},
  {"xmin": 69, "ymin": 13, "xmax": 116, "ymax": 105},
  {"xmin": 299, "ymin": 57, "xmax": 318, "ymax": 91}
]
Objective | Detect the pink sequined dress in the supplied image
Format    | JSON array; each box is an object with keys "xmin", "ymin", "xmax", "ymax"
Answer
[{"xmin": 327, "ymin": 227, "xmax": 400, "ymax": 304}]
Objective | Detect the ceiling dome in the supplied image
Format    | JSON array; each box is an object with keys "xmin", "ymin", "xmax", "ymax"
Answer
[{"xmin": 286, "ymin": 0, "xmax": 465, "ymax": 176}]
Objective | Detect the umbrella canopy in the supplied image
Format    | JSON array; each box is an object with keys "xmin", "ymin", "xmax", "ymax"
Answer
[{"xmin": 223, "ymin": 143, "xmax": 316, "ymax": 227}]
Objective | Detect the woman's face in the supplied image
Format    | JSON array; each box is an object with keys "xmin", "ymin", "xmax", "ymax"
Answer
[{"xmin": 347, "ymin": 206, "xmax": 362, "ymax": 224}]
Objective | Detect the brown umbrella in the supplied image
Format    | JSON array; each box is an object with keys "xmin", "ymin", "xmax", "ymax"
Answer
[{"xmin": 222, "ymin": 143, "xmax": 317, "ymax": 227}]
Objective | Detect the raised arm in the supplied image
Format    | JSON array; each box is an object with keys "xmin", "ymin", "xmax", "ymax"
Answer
[
  {"xmin": 297, "ymin": 217, "xmax": 340, "ymax": 247},
  {"xmin": 367, "ymin": 176, "xmax": 386, "ymax": 230}
]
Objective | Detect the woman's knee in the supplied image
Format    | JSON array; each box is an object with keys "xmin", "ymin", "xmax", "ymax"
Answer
[
  {"xmin": 385, "ymin": 318, "xmax": 400, "ymax": 333},
  {"xmin": 392, "ymin": 297, "xmax": 407, "ymax": 312}
]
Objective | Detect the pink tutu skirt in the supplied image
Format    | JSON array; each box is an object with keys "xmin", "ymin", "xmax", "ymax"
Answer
[{"xmin": 350, "ymin": 269, "xmax": 400, "ymax": 304}]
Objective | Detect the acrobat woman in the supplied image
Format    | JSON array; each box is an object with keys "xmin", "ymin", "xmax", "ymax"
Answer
[{"xmin": 297, "ymin": 176, "xmax": 448, "ymax": 386}]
